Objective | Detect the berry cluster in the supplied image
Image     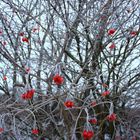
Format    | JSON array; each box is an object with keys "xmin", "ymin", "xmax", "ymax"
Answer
[
  {"xmin": 82, "ymin": 130, "xmax": 94, "ymax": 140},
  {"xmin": 107, "ymin": 113, "xmax": 117, "ymax": 122},
  {"xmin": 64, "ymin": 100, "xmax": 74, "ymax": 108},
  {"xmin": 21, "ymin": 89, "xmax": 35, "ymax": 100}
]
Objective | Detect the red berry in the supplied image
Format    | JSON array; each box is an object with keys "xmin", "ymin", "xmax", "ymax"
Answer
[
  {"xmin": 25, "ymin": 67, "xmax": 30, "ymax": 73},
  {"xmin": 107, "ymin": 113, "xmax": 117, "ymax": 122},
  {"xmin": 64, "ymin": 100, "xmax": 74, "ymax": 108},
  {"xmin": 87, "ymin": 130, "xmax": 94, "ymax": 138},
  {"xmin": 102, "ymin": 90, "xmax": 110, "ymax": 97},
  {"xmin": 32, "ymin": 129, "xmax": 39, "ymax": 134},
  {"xmin": 19, "ymin": 32, "xmax": 24, "ymax": 36},
  {"xmin": 21, "ymin": 89, "xmax": 35, "ymax": 100},
  {"xmin": 53, "ymin": 74, "xmax": 64, "ymax": 85},
  {"xmin": 88, "ymin": 118, "xmax": 97, "ymax": 124},
  {"xmin": 32, "ymin": 28, "xmax": 38, "ymax": 32},
  {"xmin": 0, "ymin": 128, "xmax": 4, "ymax": 133},
  {"xmin": 130, "ymin": 31, "xmax": 137, "ymax": 36},
  {"xmin": 108, "ymin": 29, "xmax": 116, "ymax": 35},
  {"xmin": 30, "ymin": 89, "xmax": 35, "ymax": 94},
  {"xmin": 83, "ymin": 130, "xmax": 88, "ymax": 138},
  {"xmin": 0, "ymin": 29, "xmax": 3, "ymax": 35},
  {"xmin": 3, "ymin": 41, "xmax": 6, "ymax": 46},
  {"xmin": 26, "ymin": 89, "xmax": 35, "ymax": 99},
  {"xmin": 3, "ymin": 76, "xmax": 7, "ymax": 81},
  {"xmin": 82, "ymin": 130, "xmax": 94, "ymax": 140},
  {"xmin": 109, "ymin": 43, "xmax": 115, "ymax": 50},
  {"xmin": 90, "ymin": 101, "xmax": 97, "ymax": 107},
  {"xmin": 22, "ymin": 37, "xmax": 29, "ymax": 43},
  {"xmin": 21, "ymin": 93, "xmax": 27, "ymax": 100},
  {"xmin": 26, "ymin": 92, "xmax": 32, "ymax": 99}
]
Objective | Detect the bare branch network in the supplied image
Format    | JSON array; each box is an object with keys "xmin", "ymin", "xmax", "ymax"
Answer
[{"xmin": 0, "ymin": 0, "xmax": 140, "ymax": 140}]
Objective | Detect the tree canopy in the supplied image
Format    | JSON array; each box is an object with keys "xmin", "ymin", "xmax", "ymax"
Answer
[{"xmin": 0, "ymin": 0, "xmax": 140, "ymax": 139}]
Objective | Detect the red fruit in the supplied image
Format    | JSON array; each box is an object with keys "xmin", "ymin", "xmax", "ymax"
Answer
[
  {"xmin": 26, "ymin": 89, "xmax": 35, "ymax": 99},
  {"xmin": 87, "ymin": 131, "xmax": 94, "ymax": 139},
  {"xmin": 108, "ymin": 28, "xmax": 116, "ymax": 35},
  {"xmin": 53, "ymin": 74, "xmax": 64, "ymax": 85},
  {"xmin": 32, "ymin": 28, "xmax": 38, "ymax": 32},
  {"xmin": 30, "ymin": 89, "xmax": 35, "ymax": 94},
  {"xmin": 26, "ymin": 67, "xmax": 30, "ymax": 73},
  {"xmin": 109, "ymin": 43, "xmax": 115, "ymax": 50},
  {"xmin": 3, "ymin": 76, "xmax": 7, "ymax": 81},
  {"xmin": 107, "ymin": 113, "xmax": 116, "ymax": 122},
  {"xmin": 0, "ymin": 128, "xmax": 4, "ymax": 133},
  {"xmin": 64, "ymin": 100, "xmax": 74, "ymax": 108},
  {"xmin": 21, "ymin": 93, "xmax": 27, "ymax": 100},
  {"xmin": 90, "ymin": 101, "xmax": 97, "ymax": 107},
  {"xmin": 96, "ymin": 34, "xmax": 99, "ymax": 38},
  {"xmin": 82, "ymin": 130, "xmax": 94, "ymax": 140},
  {"xmin": 0, "ymin": 29, "xmax": 2, "ymax": 35},
  {"xmin": 21, "ymin": 89, "xmax": 35, "ymax": 100},
  {"xmin": 88, "ymin": 118, "xmax": 97, "ymax": 124},
  {"xmin": 130, "ymin": 31, "xmax": 137, "ymax": 36},
  {"xmin": 19, "ymin": 32, "xmax": 24, "ymax": 36},
  {"xmin": 102, "ymin": 90, "xmax": 110, "ymax": 97},
  {"xmin": 26, "ymin": 92, "xmax": 32, "ymax": 99},
  {"xmin": 0, "ymin": 127, "xmax": 4, "ymax": 133},
  {"xmin": 3, "ymin": 41, "xmax": 6, "ymax": 46},
  {"xmin": 83, "ymin": 130, "xmax": 88, "ymax": 139},
  {"xmin": 22, "ymin": 37, "xmax": 29, "ymax": 43},
  {"xmin": 32, "ymin": 129, "xmax": 39, "ymax": 134}
]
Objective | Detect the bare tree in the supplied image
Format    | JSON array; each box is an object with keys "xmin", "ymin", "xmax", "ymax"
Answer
[{"xmin": 0, "ymin": 0, "xmax": 140, "ymax": 139}]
